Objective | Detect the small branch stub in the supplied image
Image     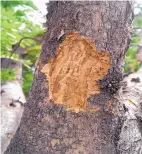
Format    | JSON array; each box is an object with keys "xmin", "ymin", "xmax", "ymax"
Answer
[{"xmin": 42, "ymin": 32, "xmax": 111, "ymax": 112}]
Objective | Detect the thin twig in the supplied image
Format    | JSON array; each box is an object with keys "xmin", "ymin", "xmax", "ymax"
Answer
[
  {"xmin": 6, "ymin": 37, "xmax": 38, "ymax": 68},
  {"xmin": 133, "ymin": 27, "xmax": 142, "ymax": 30},
  {"xmin": 129, "ymin": 44, "xmax": 142, "ymax": 47}
]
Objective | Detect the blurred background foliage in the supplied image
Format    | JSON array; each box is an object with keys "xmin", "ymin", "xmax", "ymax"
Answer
[
  {"xmin": 1, "ymin": 0, "xmax": 46, "ymax": 96},
  {"xmin": 124, "ymin": 3, "xmax": 142, "ymax": 72},
  {"xmin": 1, "ymin": 1, "xmax": 142, "ymax": 97},
  {"xmin": 0, "ymin": 68, "xmax": 16, "ymax": 81}
]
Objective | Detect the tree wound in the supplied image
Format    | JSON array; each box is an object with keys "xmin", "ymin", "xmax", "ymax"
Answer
[{"xmin": 42, "ymin": 32, "xmax": 110, "ymax": 112}]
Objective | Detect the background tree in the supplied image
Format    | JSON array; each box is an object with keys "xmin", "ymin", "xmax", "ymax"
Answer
[{"xmin": 4, "ymin": 1, "xmax": 142, "ymax": 154}]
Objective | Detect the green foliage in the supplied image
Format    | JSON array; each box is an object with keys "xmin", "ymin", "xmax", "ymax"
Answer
[
  {"xmin": 22, "ymin": 66, "xmax": 33, "ymax": 96},
  {"xmin": 1, "ymin": 1, "xmax": 45, "ymax": 58},
  {"xmin": 134, "ymin": 16, "xmax": 142, "ymax": 27},
  {"xmin": 124, "ymin": 3, "xmax": 142, "ymax": 72},
  {"xmin": 1, "ymin": 1, "xmax": 45, "ymax": 96},
  {"xmin": 1, "ymin": 1, "xmax": 37, "ymax": 9},
  {"xmin": 125, "ymin": 46, "xmax": 141, "ymax": 72},
  {"xmin": 0, "ymin": 68, "xmax": 16, "ymax": 81},
  {"xmin": 23, "ymin": 45, "xmax": 41, "ymax": 64}
]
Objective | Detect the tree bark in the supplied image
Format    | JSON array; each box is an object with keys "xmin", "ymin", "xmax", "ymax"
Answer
[
  {"xmin": 4, "ymin": 1, "xmax": 138, "ymax": 154},
  {"xmin": 1, "ymin": 58, "xmax": 26, "ymax": 154}
]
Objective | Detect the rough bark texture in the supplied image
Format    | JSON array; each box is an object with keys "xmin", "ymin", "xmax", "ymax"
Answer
[
  {"xmin": 5, "ymin": 1, "xmax": 135, "ymax": 154},
  {"xmin": 117, "ymin": 72, "xmax": 142, "ymax": 154}
]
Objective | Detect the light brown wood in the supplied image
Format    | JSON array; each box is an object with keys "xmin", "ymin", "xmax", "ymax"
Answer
[{"xmin": 42, "ymin": 32, "xmax": 110, "ymax": 112}]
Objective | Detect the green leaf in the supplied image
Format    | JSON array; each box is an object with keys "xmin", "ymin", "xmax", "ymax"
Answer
[
  {"xmin": 22, "ymin": 66, "xmax": 33, "ymax": 96},
  {"xmin": 0, "ymin": 68, "xmax": 16, "ymax": 81}
]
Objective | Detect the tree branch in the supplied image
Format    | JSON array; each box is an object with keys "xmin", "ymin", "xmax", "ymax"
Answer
[{"xmin": 6, "ymin": 37, "xmax": 38, "ymax": 68}]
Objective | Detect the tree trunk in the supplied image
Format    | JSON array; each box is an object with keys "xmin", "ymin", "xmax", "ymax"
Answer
[
  {"xmin": 1, "ymin": 58, "xmax": 26, "ymax": 154},
  {"xmin": 5, "ymin": 1, "xmax": 140, "ymax": 154}
]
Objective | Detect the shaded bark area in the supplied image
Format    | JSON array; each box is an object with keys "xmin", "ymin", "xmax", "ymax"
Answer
[{"xmin": 5, "ymin": 1, "xmax": 133, "ymax": 154}]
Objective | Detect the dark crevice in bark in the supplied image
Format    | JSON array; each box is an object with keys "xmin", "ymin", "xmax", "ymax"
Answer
[
  {"xmin": 114, "ymin": 117, "xmax": 124, "ymax": 154},
  {"xmin": 137, "ymin": 118, "xmax": 142, "ymax": 136}
]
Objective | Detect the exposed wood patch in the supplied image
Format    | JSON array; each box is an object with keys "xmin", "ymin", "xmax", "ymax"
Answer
[{"xmin": 42, "ymin": 32, "xmax": 110, "ymax": 112}]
